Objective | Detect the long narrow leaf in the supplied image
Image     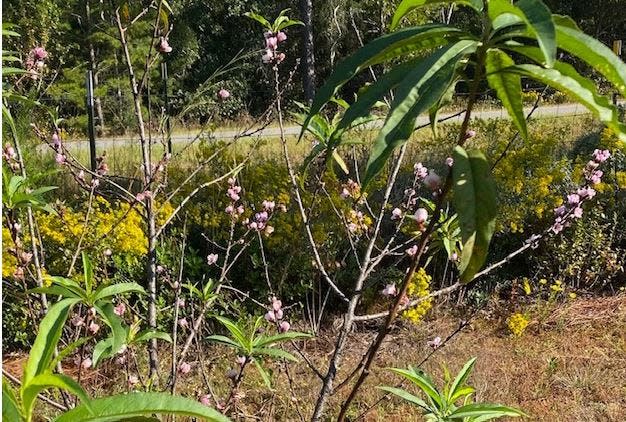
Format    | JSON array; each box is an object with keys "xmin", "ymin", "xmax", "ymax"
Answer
[
  {"xmin": 23, "ymin": 298, "xmax": 80, "ymax": 385},
  {"xmin": 452, "ymin": 147, "xmax": 497, "ymax": 283},
  {"xmin": 485, "ymin": 49, "xmax": 527, "ymax": 140},
  {"xmin": 364, "ymin": 40, "xmax": 476, "ymax": 186},
  {"xmin": 391, "ymin": 0, "xmax": 483, "ymax": 30},
  {"xmin": 54, "ymin": 392, "xmax": 230, "ymax": 422}
]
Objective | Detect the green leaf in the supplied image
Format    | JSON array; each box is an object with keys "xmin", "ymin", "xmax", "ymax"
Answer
[
  {"xmin": 428, "ymin": 76, "xmax": 458, "ymax": 138},
  {"xmin": 93, "ymin": 283, "xmax": 145, "ymax": 302},
  {"xmin": 252, "ymin": 331, "xmax": 313, "ymax": 348},
  {"xmin": 95, "ymin": 303, "xmax": 126, "ymax": 355},
  {"xmin": 363, "ymin": 40, "xmax": 476, "ymax": 187},
  {"xmin": 205, "ymin": 335, "xmax": 242, "ymax": 350},
  {"xmin": 488, "ymin": 0, "xmax": 555, "ymax": 67},
  {"xmin": 253, "ymin": 347, "xmax": 299, "ymax": 362},
  {"xmin": 448, "ymin": 403, "xmax": 526, "ymax": 419},
  {"xmin": 29, "ymin": 285, "xmax": 78, "ymax": 299},
  {"xmin": 22, "ymin": 373, "xmax": 93, "ymax": 418},
  {"xmin": 502, "ymin": 62, "xmax": 626, "ymax": 142},
  {"xmin": 450, "ymin": 385, "xmax": 475, "ymax": 402},
  {"xmin": 447, "ymin": 357, "xmax": 476, "ymax": 403},
  {"xmin": 388, "ymin": 367, "xmax": 443, "ymax": 410},
  {"xmin": 485, "ymin": 49, "xmax": 527, "ymax": 140},
  {"xmin": 253, "ymin": 359, "xmax": 272, "ymax": 388},
  {"xmin": 553, "ymin": 17, "xmax": 626, "ymax": 97},
  {"xmin": 23, "ymin": 298, "xmax": 80, "ymax": 385},
  {"xmin": 50, "ymin": 337, "xmax": 90, "ymax": 371},
  {"xmin": 244, "ymin": 11, "xmax": 271, "ymax": 30},
  {"xmin": 301, "ymin": 24, "xmax": 469, "ymax": 138},
  {"xmin": 377, "ymin": 386, "xmax": 431, "ymax": 411},
  {"xmin": 390, "ymin": 0, "xmax": 483, "ymax": 30},
  {"xmin": 54, "ymin": 392, "xmax": 230, "ymax": 422},
  {"xmin": 212, "ymin": 316, "xmax": 250, "ymax": 352},
  {"xmin": 3, "ymin": 378, "xmax": 22, "ymax": 422},
  {"xmin": 330, "ymin": 59, "xmax": 420, "ymax": 146},
  {"xmin": 134, "ymin": 331, "xmax": 172, "ymax": 344},
  {"xmin": 92, "ymin": 338, "xmax": 113, "ymax": 368},
  {"xmin": 82, "ymin": 252, "xmax": 94, "ymax": 296},
  {"xmin": 452, "ymin": 146, "xmax": 497, "ymax": 283}
]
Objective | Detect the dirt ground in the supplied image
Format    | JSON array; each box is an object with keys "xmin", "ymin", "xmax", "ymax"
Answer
[{"xmin": 4, "ymin": 295, "xmax": 625, "ymax": 421}]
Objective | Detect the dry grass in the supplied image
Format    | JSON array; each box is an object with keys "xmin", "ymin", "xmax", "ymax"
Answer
[{"xmin": 5, "ymin": 295, "xmax": 625, "ymax": 421}]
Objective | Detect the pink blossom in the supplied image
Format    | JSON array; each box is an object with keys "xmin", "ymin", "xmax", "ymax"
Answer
[
  {"xmin": 567, "ymin": 194, "xmax": 580, "ymax": 205},
  {"xmin": 340, "ymin": 188, "xmax": 351, "ymax": 199},
  {"xmin": 207, "ymin": 253, "xmax": 219, "ymax": 265},
  {"xmin": 414, "ymin": 162, "xmax": 428, "ymax": 179},
  {"xmin": 225, "ymin": 205, "xmax": 234, "ymax": 214},
  {"xmin": 113, "ymin": 303, "xmax": 126, "ymax": 316},
  {"xmin": 156, "ymin": 265, "xmax": 165, "ymax": 274},
  {"xmin": 427, "ymin": 336, "xmax": 442, "ymax": 349},
  {"xmin": 279, "ymin": 320, "xmax": 291, "ymax": 333},
  {"xmin": 200, "ymin": 395, "xmax": 212, "ymax": 406},
  {"xmin": 590, "ymin": 170, "xmax": 603, "ymax": 184},
  {"xmin": 577, "ymin": 187, "xmax": 595, "ymax": 199},
  {"xmin": 423, "ymin": 171, "xmax": 441, "ymax": 190},
  {"xmin": 266, "ymin": 37, "xmax": 278, "ymax": 50},
  {"xmin": 71, "ymin": 314, "xmax": 85, "ymax": 327},
  {"xmin": 391, "ymin": 207, "xmax": 402, "ymax": 220},
  {"xmin": 237, "ymin": 205, "xmax": 245, "ymax": 214},
  {"xmin": 264, "ymin": 310, "xmax": 276, "ymax": 322},
  {"xmin": 592, "ymin": 149, "xmax": 610, "ymax": 163},
  {"xmin": 115, "ymin": 355, "xmax": 126, "ymax": 365},
  {"xmin": 347, "ymin": 222, "xmax": 358, "ymax": 233},
  {"xmin": 276, "ymin": 52, "xmax": 286, "ymax": 64},
  {"xmin": 178, "ymin": 362, "xmax": 191, "ymax": 374},
  {"xmin": 236, "ymin": 356, "xmax": 247, "ymax": 366},
  {"xmin": 264, "ymin": 31, "xmax": 274, "ymax": 39},
  {"xmin": 414, "ymin": 208, "xmax": 429, "ymax": 224},
  {"xmin": 104, "ymin": 248, "xmax": 112, "ymax": 257},
  {"xmin": 573, "ymin": 207, "xmax": 583, "ymax": 218},
  {"xmin": 249, "ymin": 221, "xmax": 258, "ymax": 230},
  {"xmin": 217, "ymin": 89, "xmax": 230, "ymax": 100},
  {"xmin": 55, "ymin": 153, "xmax": 66, "ymax": 165},
  {"xmin": 406, "ymin": 245, "xmax": 418, "ymax": 256},
  {"xmin": 176, "ymin": 298, "xmax": 185, "ymax": 307},
  {"xmin": 32, "ymin": 47, "xmax": 48, "ymax": 60},
  {"xmin": 136, "ymin": 192, "xmax": 146, "ymax": 202},
  {"xmin": 445, "ymin": 157, "xmax": 454, "ymax": 167},
  {"xmin": 551, "ymin": 219, "xmax": 564, "ymax": 234},
  {"xmin": 465, "ymin": 130, "xmax": 477, "ymax": 139},
  {"xmin": 128, "ymin": 375, "xmax": 139, "ymax": 386},
  {"xmin": 382, "ymin": 283, "xmax": 397, "ymax": 297},
  {"xmin": 13, "ymin": 223, "xmax": 21, "ymax": 232},
  {"xmin": 276, "ymin": 31, "xmax": 287, "ymax": 42},
  {"xmin": 228, "ymin": 177, "xmax": 236, "ymax": 185},
  {"xmin": 81, "ymin": 358, "xmax": 92, "ymax": 370},
  {"xmin": 262, "ymin": 200, "xmax": 276, "ymax": 211},
  {"xmin": 158, "ymin": 37, "xmax": 172, "ymax": 53},
  {"xmin": 88, "ymin": 321, "xmax": 100, "ymax": 334},
  {"xmin": 271, "ymin": 297, "xmax": 282, "ymax": 311},
  {"xmin": 262, "ymin": 49, "xmax": 274, "ymax": 63},
  {"xmin": 77, "ymin": 170, "xmax": 85, "ymax": 181},
  {"xmin": 178, "ymin": 318, "xmax": 189, "ymax": 329},
  {"xmin": 554, "ymin": 205, "xmax": 566, "ymax": 217},
  {"xmin": 586, "ymin": 160, "xmax": 599, "ymax": 171},
  {"xmin": 450, "ymin": 252, "xmax": 458, "ymax": 261}
]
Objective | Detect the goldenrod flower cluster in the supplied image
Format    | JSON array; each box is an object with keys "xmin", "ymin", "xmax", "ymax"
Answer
[{"xmin": 402, "ymin": 268, "xmax": 432, "ymax": 324}]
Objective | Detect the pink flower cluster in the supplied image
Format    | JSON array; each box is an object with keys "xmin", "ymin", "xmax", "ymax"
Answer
[
  {"xmin": 262, "ymin": 31, "xmax": 287, "ymax": 64},
  {"xmin": 245, "ymin": 200, "xmax": 275, "ymax": 235},
  {"xmin": 413, "ymin": 162, "xmax": 442, "ymax": 191},
  {"xmin": 264, "ymin": 296, "xmax": 290, "ymax": 332},
  {"xmin": 158, "ymin": 37, "xmax": 172, "ymax": 53},
  {"xmin": 3, "ymin": 144, "xmax": 19, "ymax": 171},
  {"xmin": 224, "ymin": 178, "xmax": 245, "ymax": 218},
  {"xmin": 340, "ymin": 179, "xmax": 361, "ymax": 199},
  {"xmin": 551, "ymin": 149, "xmax": 610, "ymax": 234},
  {"xmin": 25, "ymin": 47, "xmax": 47, "ymax": 77}
]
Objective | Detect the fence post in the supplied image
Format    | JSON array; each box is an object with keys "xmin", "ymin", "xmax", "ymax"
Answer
[
  {"xmin": 161, "ymin": 62, "xmax": 172, "ymax": 154},
  {"xmin": 86, "ymin": 70, "xmax": 97, "ymax": 171}
]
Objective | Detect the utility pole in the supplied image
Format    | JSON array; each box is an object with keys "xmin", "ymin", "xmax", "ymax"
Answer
[
  {"xmin": 161, "ymin": 62, "xmax": 172, "ymax": 154},
  {"xmin": 86, "ymin": 70, "xmax": 97, "ymax": 171}
]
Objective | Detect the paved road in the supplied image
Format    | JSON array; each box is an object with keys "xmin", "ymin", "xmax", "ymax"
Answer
[{"xmin": 64, "ymin": 102, "xmax": 593, "ymax": 151}]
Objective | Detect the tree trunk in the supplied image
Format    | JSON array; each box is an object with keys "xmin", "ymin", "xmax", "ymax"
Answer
[
  {"xmin": 299, "ymin": 0, "xmax": 316, "ymax": 104},
  {"xmin": 85, "ymin": 0, "xmax": 105, "ymax": 133}
]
